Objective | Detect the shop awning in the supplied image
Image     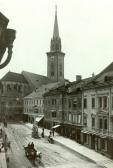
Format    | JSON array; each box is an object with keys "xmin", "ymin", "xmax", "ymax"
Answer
[
  {"xmin": 35, "ymin": 116, "xmax": 44, "ymax": 122},
  {"xmin": 81, "ymin": 130, "xmax": 90, "ymax": 134},
  {"xmin": 52, "ymin": 125, "xmax": 60, "ymax": 129}
]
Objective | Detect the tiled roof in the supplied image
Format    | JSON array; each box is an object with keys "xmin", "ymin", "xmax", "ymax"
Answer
[
  {"xmin": 98, "ymin": 62, "xmax": 113, "ymax": 74},
  {"xmin": 24, "ymin": 82, "xmax": 59, "ymax": 99},
  {"xmin": 1, "ymin": 71, "xmax": 28, "ymax": 83},
  {"xmin": 93, "ymin": 62, "xmax": 113, "ymax": 82},
  {"xmin": 22, "ymin": 71, "xmax": 52, "ymax": 90}
]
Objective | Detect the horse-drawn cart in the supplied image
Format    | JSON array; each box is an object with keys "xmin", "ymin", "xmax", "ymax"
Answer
[{"xmin": 24, "ymin": 145, "xmax": 42, "ymax": 165}]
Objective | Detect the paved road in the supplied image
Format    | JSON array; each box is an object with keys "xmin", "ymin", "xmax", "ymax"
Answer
[{"xmin": 4, "ymin": 124, "xmax": 103, "ymax": 168}]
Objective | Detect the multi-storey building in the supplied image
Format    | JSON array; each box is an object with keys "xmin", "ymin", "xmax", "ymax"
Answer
[
  {"xmin": 43, "ymin": 75, "xmax": 92, "ymax": 143},
  {"xmin": 23, "ymin": 82, "xmax": 58, "ymax": 124},
  {"xmin": 63, "ymin": 76, "xmax": 92, "ymax": 143},
  {"xmin": 43, "ymin": 62, "xmax": 113, "ymax": 159},
  {"xmin": 0, "ymin": 71, "xmax": 52, "ymax": 121},
  {"xmin": 81, "ymin": 62, "xmax": 113, "ymax": 158},
  {"xmin": 43, "ymin": 83, "xmax": 68, "ymax": 132},
  {"xmin": 0, "ymin": 71, "xmax": 30, "ymax": 121}
]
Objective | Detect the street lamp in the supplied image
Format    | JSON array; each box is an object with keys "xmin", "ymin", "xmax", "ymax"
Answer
[{"xmin": 0, "ymin": 12, "xmax": 16, "ymax": 69}]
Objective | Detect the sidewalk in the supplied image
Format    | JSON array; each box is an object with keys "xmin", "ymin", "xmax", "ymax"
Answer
[
  {"xmin": 25, "ymin": 123, "xmax": 113, "ymax": 168},
  {"xmin": 0, "ymin": 124, "xmax": 7, "ymax": 168}
]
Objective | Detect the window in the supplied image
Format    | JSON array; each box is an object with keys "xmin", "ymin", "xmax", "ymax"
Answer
[
  {"xmin": 0, "ymin": 83, "xmax": 3, "ymax": 93},
  {"xmin": 51, "ymin": 63, "xmax": 54, "ymax": 76},
  {"xmin": 52, "ymin": 112, "xmax": 56, "ymax": 118},
  {"xmin": 68, "ymin": 100, "xmax": 71, "ymax": 108},
  {"xmin": 64, "ymin": 99, "xmax": 67, "ymax": 105},
  {"xmin": 14, "ymin": 84, "xmax": 18, "ymax": 90},
  {"xmin": 18, "ymin": 85, "xmax": 22, "ymax": 93},
  {"xmin": 73, "ymin": 99, "xmax": 77, "ymax": 109},
  {"xmin": 78, "ymin": 98, "xmax": 82, "ymax": 108},
  {"xmin": 99, "ymin": 118, "xmax": 102, "ymax": 129},
  {"xmin": 69, "ymin": 113, "xmax": 72, "ymax": 121},
  {"xmin": 78, "ymin": 115, "xmax": 81, "ymax": 124},
  {"xmin": 51, "ymin": 71, "xmax": 54, "ymax": 76},
  {"xmin": 52, "ymin": 99, "xmax": 54, "ymax": 105},
  {"xmin": 92, "ymin": 98, "xmax": 95, "ymax": 108},
  {"xmin": 83, "ymin": 115, "xmax": 87, "ymax": 126},
  {"xmin": 104, "ymin": 119, "xmax": 107, "ymax": 130},
  {"xmin": 98, "ymin": 97, "xmax": 102, "ymax": 108},
  {"xmin": 103, "ymin": 96, "xmax": 107, "ymax": 109},
  {"xmin": 92, "ymin": 117, "xmax": 95, "ymax": 128},
  {"xmin": 112, "ymin": 97, "xmax": 113, "ymax": 109},
  {"xmin": 59, "ymin": 64, "xmax": 62, "ymax": 76},
  {"xmin": 7, "ymin": 84, "xmax": 11, "ymax": 91},
  {"xmin": 84, "ymin": 98, "xmax": 87, "ymax": 109}
]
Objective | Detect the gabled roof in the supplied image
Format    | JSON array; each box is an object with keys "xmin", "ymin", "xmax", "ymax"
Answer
[
  {"xmin": 67, "ymin": 77, "xmax": 93, "ymax": 94},
  {"xmin": 1, "ymin": 71, "xmax": 28, "ymax": 83},
  {"xmin": 93, "ymin": 62, "xmax": 113, "ymax": 82},
  {"xmin": 98, "ymin": 62, "xmax": 113, "ymax": 75},
  {"xmin": 24, "ymin": 82, "xmax": 59, "ymax": 99},
  {"xmin": 43, "ymin": 80, "xmax": 70, "ymax": 96},
  {"xmin": 22, "ymin": 71, "xmax": 52, "ymax": 90}
]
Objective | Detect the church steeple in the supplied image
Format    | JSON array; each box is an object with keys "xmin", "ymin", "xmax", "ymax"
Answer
[
  {"xmin": 50, "ymin": 6, "xmax": 61, "ymax": 52},
  {"xmin": 47, "ymin": 6, "xmax": 65, "ymax": 82},
  {"xmin": 53, "ymin": 5, "xmax": 59, "ymax": 38}
]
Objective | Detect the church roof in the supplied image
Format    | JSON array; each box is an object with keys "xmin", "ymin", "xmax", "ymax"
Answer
[
  {"xmin": 22, "ymin": 71, "xmax": 52, "ymax": 90},
  {"xmin": 1, "ymin": 71, "xmax": 28, "ymax": 83}
]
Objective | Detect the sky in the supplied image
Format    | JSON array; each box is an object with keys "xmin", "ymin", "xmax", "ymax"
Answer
[{"xmin": 0, "ymin": 0, "xmax": 113, "ymax": 81}]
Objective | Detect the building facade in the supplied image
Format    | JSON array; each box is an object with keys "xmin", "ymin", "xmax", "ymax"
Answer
[
  {"xmin": 23, "ymin": 82, "xmax": 59, "ymax": 124},
  {"xmin": 43, "ymin": 62, "xmax": 113, "ymax": 159},
  {"xmin": 81, "ymin": 63, "xmax": 113, "ymax": 158},
  {"xmin": 0, "ymin": 71, "xmax": 30, "ymax": 121}
]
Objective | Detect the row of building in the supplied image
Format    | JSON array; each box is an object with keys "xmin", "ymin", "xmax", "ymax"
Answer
[{"xmin": 1, "ymin": 7, "xmax": 113, "ymax": 159}]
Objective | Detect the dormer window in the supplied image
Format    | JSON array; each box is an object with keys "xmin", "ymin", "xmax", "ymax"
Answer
[{"xmin": 104, "ymin": 76, "xmax": 112, "ymax": 82}]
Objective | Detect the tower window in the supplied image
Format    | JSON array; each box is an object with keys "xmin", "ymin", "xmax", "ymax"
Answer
[
  {"xmin": 51, "ymin": 63, "xmax": 54, "ymax": 76},
  {"xmin": 60, "ymin": 71, "xmax": 62, "ymax": 76},
  {"xmin": 51, "ymin": 72, "xmax": 54, "ymax": 76},
  {"xmin": 59, "ymin": 64, "xmax": 62, "ymax": 76}
]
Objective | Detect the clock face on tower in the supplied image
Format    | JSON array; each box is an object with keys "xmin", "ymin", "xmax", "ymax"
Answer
[{"xmin": 50, "ymin": 56, "xmax": 54, "ymax": 60}]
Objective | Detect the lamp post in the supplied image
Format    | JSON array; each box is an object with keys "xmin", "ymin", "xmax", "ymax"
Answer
[{"xmin": 0, "ymin": 12, "xmax": 16, "ymax": 69}]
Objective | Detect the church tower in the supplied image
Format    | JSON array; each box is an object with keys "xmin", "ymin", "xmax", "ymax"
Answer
[{"xmin": 47, "ymin": 6, "xmax": 65, "ymax": 82}]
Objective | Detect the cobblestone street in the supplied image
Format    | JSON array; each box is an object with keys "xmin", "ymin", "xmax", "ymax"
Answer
[{"xmin": 4, "ymin": 123, "xmax": 103, "ymax": 168}]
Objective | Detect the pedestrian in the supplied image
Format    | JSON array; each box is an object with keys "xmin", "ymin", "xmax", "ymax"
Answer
[
  {"xmin": 42, "ymin": 127, "xmax": 44, "ymax": 132},
  {"xmin": 49, "ymin": 130, "xmax": 52, "ymax": 137},
  {"xmin": 5, "ymin": 134, "xmax": 7, "ymax": 141},
  {"xmin": 41, "ymin": 128, "xmax": 44, "ymax": 137},
  {"xmin": 0, "ymin": 128, "xmax": 2, "ymax": 137},
  {"xmin": 52, "ymin": 128, "xmax": 55, "ymax": 136},
  {"xmin": 31, "ymin": 142, "xmax": 34, "ymax": 149}
]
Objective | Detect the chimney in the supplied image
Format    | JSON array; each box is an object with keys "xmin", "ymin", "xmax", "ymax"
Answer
[
  {"xmin": 92, "ymin": 72, "xmax": 95, "ymax": 77},
  {"xmin": 76, "ymin": 75, "xmax": 82, "ymax": 81}
]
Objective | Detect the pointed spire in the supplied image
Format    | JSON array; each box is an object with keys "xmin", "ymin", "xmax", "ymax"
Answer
[{"xmin": 53, "ymin": 5, "xmax": 59, "ymax": 38}]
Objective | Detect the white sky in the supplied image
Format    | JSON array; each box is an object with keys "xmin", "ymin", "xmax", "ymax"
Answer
[{"xmin": 0, "ymin": 0, "xmax": 113, "ymax": 81}]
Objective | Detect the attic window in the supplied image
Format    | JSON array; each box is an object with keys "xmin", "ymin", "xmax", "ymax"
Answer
[{"xmin": 104, "ymin": 76, "xmax": 112, "ymax": 82}]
